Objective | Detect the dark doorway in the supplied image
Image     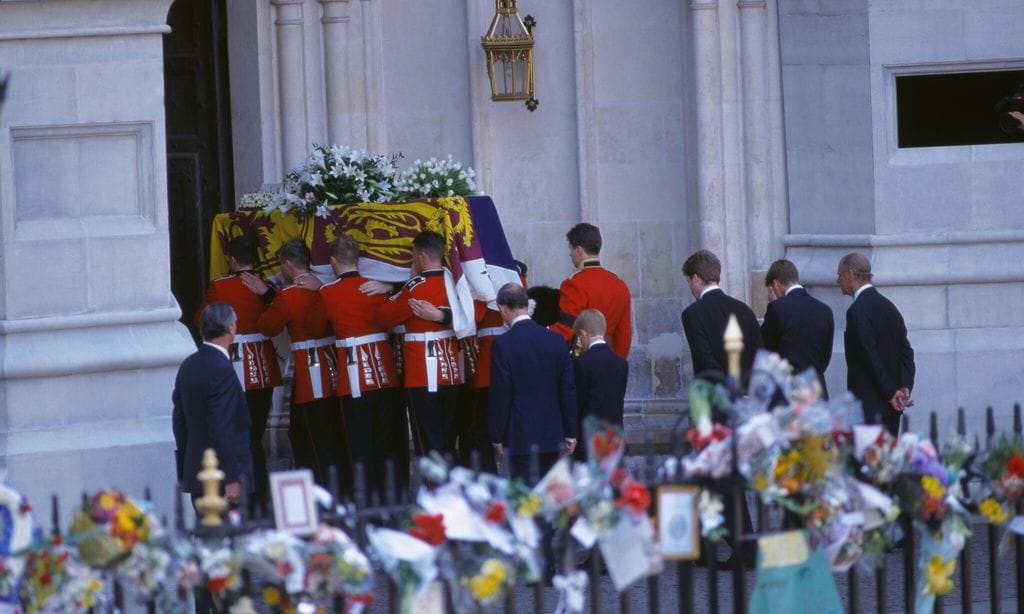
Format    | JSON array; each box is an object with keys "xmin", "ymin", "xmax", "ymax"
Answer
[{"xmin": 164, "ymin": 0, "xmax": 234, "ymax": 339}]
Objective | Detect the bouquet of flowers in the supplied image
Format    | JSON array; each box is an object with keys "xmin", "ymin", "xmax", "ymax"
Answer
[
  {"xmin": 19, "ymin": 545, "xmax": 103, "ymax": 613},
  {"xmin": 304, "ymin": 525, "xmax": 374, "ymax": 604},
  {"xmin": 394, "ymin": 156, "xmax": 476, "ymax": 199},
  {"xmin": 238, "ymin": 190, "xmax": 278, "ymax": 211},
  {"xmin": 69, "ymin": 490, "xmax": 157, "ymax": 568},
  {"xmin": 979, "ymin": 435, "xmax": 1024, "ymax": 518},
  {"xmin": 270, "ymin": 144, "xmax": 400, "ymax": 217}
]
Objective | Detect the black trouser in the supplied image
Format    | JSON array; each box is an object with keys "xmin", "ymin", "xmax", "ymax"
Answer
[
  {"xmin": 407, "ymin": 386, "xmax": 459, "ymax": 459},
  {"xmin": 340, "ymin": 388, "xmax": 409, "ymax": 498},
  {"xmin": 289, "ymin": 397, "xmax": 343, "ymax": 487},
  {"xmin": 452, "ymin": 386, "xmax": 497, "ymax": 473},
  {"xmin": 508, "ymin": 451, "xmax": 560, "ymax": 486},
  {"xmin": 244, "ymin": 388, "xmax": 274, "ymax": 507}
]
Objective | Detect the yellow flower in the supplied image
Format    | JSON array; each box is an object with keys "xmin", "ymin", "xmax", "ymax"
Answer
[
  {"xmin": 923, "ymin": 555, "xmax": 955, "ymax": 596},
  {"xmin": 262, "ymin": 586, "xmax": 281, "ymax": 606},
  {"xmin": 98, "ymin": 493, "xmax": 117, "ymax": 511},
  {"xmin": 752, "ymin": 473, "xmax": 768, "ymax": 491},
  {"xmin": 517, "ymin": 494, "xmax": 541, "ymax": 517},
  {"xmin": 481, "ymin": 558, "xmax": 507, "ymax": 583},
  {"xmin": 462, "ymin": 559, "xmax": 508, "ymax": 602},
  {"xmin": 921, "ymin": 476, "xmax": 945, "ymax": 498},
  {"xmin": 980, "ymin": 498, "xmax": 1009, "ymax": 524}
]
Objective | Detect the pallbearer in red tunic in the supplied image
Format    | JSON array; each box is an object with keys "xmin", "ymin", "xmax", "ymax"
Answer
[
  {"xmin": 251, "ymin": 239, "xmax": 340, "ymax": 486},
  {"xmin": 376, "ymin": 231, "xmax": 463, "ymax": 458},
  {"xmin": 194, "ymin": 236, "xmax": 281, "ymax": 508},
  {"xmin": 550, "ymin": 223, "xmax": 633, "ymax": 359},
  {"xmin": 312, "ymin": 233, "xmax": 408, "ymax": 495}
]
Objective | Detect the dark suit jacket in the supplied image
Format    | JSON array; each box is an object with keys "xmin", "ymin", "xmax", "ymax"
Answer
[
  {"xmin": 844, "ymin": 286, "xmax": 915, "ymax": 431},
  {"xmin": 681, "ymin": 288, "xmax": 763, "ymax": 381},
  {"xmin": 574, "ymin": 342, "xmax": 629, "ymax": 429},
  {"xmin": 489, "ymin": 318, "xmax": 577, "ymax": 456},
  {"xmin": 172, "ymin": 343, "xmax": 254, "ymax": 494},
  {"xmin": 761, "ymin": 287, "xmax": 835, "ymax": 397}
]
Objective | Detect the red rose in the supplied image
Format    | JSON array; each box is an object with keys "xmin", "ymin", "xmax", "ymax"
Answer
[
  {"xmin": 1008, "ymin": 453, "xmax": 1024, "ymax": 478},
  {"xmin": 484, "ymin": 501, "xmax": 506, "ymax": 524},
  {"xmin": 616, "ymin": 482, "xmax": 651, "ymax": 514},
  {"xmin": 208, "ymin": 576, "xmax": 228, "ymax": 594},
  {"xmin": 610, "ymin": 468, "xmax": 628, "ymax": 489},
  {"xmin": 408, "ymin": 513, "xmax": 446, "ymax": 546}
]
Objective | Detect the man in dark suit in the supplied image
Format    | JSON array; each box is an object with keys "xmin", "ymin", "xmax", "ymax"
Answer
[
  {"xmin": 173, "ymin": 302, "xmax": 254, "ymax": 508},
  {"xmin": 838, "ymin": 253, "xmax": 915, "ymax": 435},
  {"xmin": 490, "ymin": 283, "xmax": 577, "ymax": 484},
  {"xmin": 761, "ymin": 259, "xmax": 835, "ymax": 397},
  {"xmin": 681, "ymin": 250, "xmax": 763, "ymax": 383},
  {"xmin": 571, "ymin": 309, "xmax": 628, "ymax": 461}
]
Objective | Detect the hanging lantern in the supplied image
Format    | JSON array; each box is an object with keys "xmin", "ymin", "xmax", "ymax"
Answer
[{"xmin": 481, "ymin": 0, "xmax": 537, "ymax": 111}]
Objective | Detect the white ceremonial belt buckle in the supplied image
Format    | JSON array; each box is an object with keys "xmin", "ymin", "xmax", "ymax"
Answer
[
  {"xmin": 404, "ymin": 330, "xmax": 455, "ymax": 342},
  {"xmin": 336, "ymin": 332, "xmax": 388, "ymax": 348},
  {"xmin": 291, "ymin": 337, "xmax": 337, "ymax": 351}
]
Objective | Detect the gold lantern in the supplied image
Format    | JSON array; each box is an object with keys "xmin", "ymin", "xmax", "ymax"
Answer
[{"xmin": 481, "ymin": 0, "xmax": 537, "ymax": 111}]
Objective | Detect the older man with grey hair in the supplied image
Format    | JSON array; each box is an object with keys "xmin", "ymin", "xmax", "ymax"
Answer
[
  {"xmin": 173, "ymin": 302, "xmax": 254, "ymax": 507},
  {"xmin": 837, "ymin": 252, "xmax": 915, "ymax": 434}
]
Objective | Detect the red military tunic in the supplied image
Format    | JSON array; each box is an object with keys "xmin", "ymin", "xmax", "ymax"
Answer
[
  {"xmin": 258, "ymin": 283, "xmax": 337, "ymax": 404},
  {"xmin": 376, "ymin": 269, "xmax": 463, "ymax": 390},
  {"xmin": 195, "ymin": 273, "xmax": 283, "ymax": 391},
  {"xmin": 470, "ymin": 302, "xmax": 505, "ymax": 389},
  {"xmin": 316, "ymin": 271, "xmax": 399, "ymax": 397},
  {"xmin": 551, "ymin": 260, "xmax": 633, "ymax": 359}
]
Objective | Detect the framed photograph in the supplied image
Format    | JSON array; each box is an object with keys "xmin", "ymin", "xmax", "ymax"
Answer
[
  {"xmin": 656, "ymin": 485, "xmax": 700, "ymax": 561},
  {"xmin": 269, "ymin": 469, "xmax": 318, "ymax": 536}
]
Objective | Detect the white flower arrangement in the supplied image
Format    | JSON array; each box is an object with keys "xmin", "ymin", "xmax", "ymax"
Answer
[
  {"xmin": 395, "ymin": 155, "xmax": 476, "ymax": 200},
  {"xmin": 238, "ymin": 190, "xmax": 277, "ymax": 211},
  {"xmin": 268, "ymin": 144, "xmax": 401, "ymax": 218}
]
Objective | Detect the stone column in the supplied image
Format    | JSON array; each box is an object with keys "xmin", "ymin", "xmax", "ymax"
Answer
[
  {"xmin": 319, "ymin": 0, "xmax": 353, "ymax": 146},
  {"xmin": 738, "ymin": 0, "xmax": 773, "ymax": 307},
  {"xmin": 689, "ymin": 0, "xmax": 726, "ymax": 257},
  {"xmin": 359, "ymin": 0, "xmax": 386, "ymax": 152},
  {"xmin": 272, "ymin": 0, "xmax": 309, "ymax": 173},
  {"xmin": 0, "ymin": 0, "xmax": 194, "ymax": 518},
  {"xmin": 465, "ymin": 0, "xmax": 493, "ymax": 195},
  {"xmin": 574, "ymin": 0, "xmax": 599, "ymax": 222}
]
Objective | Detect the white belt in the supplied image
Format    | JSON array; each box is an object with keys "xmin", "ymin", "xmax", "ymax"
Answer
[
  {"xmin": 477, "ymin": 326, "xmax": 506, "ymax": 338},
  {"xmin": 234, "ymin": 332, "xmax": 269, "ymax": 344},
  {"xmin": 336, "ymin": 332, "xmax": 389, "ymax": 348},
  {"xmin": 404, "ymin": 330, "xmax": 455, "ymax": 342},
  {"xmin": 290, "ymin": 337, "xmax": 336, "ymax": 351}
]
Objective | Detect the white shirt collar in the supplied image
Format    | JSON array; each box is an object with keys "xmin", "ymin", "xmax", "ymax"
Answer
[
  {"xmin": 785, "ymin": 284, "xmax": 804, "ymax": 296},
  {"xmin": 853, "ymin": 283, "xmax": 873, "ymax": 300},
  {"xmin": 588, "ymin": 339, "xmax": 607, "ymax": 349},
  {"xmin": 510, "ymin": 314, "xmax": 532, "ymax": 326},
  {"xmin": 203, "ymin": 341, "xmax": 230, "ymax": 360},
  {"xmin": 699, "ymin": 285, "xmax": 721, "ymax": 299}
]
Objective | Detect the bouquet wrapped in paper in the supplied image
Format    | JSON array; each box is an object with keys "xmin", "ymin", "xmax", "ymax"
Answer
[{"xmin": 69, "ymin": 490, "xmax": 156, "ymax": 568}]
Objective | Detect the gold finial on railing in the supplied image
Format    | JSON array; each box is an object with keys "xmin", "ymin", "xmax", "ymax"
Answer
[
  {"xmin": 723, "ymin": 313, "xmax": 743, "ymax": 381},
  {"xmin": 195, "ymin": 448, "xmax": 227, "ymax": 527}
]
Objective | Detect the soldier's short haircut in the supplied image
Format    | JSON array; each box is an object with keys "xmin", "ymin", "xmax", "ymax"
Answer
[
  {"xmin": 765, "ymin": 259, "xmax": 800, "ymax": 286},
  {"xmin": 839, "ymin": 252, "xmax": 873, "ymax": 281},
  {"xmin": 412, "ymin": 231, "xmax": 445, "ymax": 263},
  {"xmin": 573, "ymin": 308, "xmax": 607, "ymax": 337},
  {"xmin": 278, "ymin": 239, "xmax": 311, "ymax": 269},
  {"xmin": 496, "ymin": 283, "xmax": 529, "ymax": 310},
  {"xmin": 330, "ymin": 233, "xmax": 361, "ymax": 267},
  {"xmin": 681, "ymin": 249, "xmax": 721, "ymax": 283},
  {"xmin": 566, "ymin": 223, "xmax": 602, "ymax": 255},
  {"xmin": 200, "ymin": 302, "xmax": 237, "ymax": 341},
  {"xmin": 227, "ymin": 236, "xmax": 258, "ymax": 267}
]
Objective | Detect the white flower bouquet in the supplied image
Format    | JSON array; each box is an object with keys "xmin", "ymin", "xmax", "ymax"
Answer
[
  {"xmin": 395, "ymin": 156, "xmax": 476, "ymax": 199},
  {"xmin": 269, "ymin": 144, "xmax": 400, "ymax": 218}
]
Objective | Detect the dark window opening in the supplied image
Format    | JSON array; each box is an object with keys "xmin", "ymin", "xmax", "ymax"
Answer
[{"xmin": 896, "ymin": 70, "xmax": 1024, "ymax": 148}]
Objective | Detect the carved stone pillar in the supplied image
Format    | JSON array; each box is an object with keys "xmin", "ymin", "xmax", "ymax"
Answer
[
  {"xmin": 272, "ymin": 0, "xmax": 309, "ymax": 173},
  {"xmin": 319, "ymin": 0, "xmax": 352, "ymax": 145},
  {"xmin": 689, "ymin": 0, "xmax": 725, "ymax": 256}
]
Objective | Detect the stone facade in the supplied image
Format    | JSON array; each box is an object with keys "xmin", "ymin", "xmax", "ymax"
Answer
[{"xmin": 0, "ymin": 0, "xmax": 1022, "ymax": 515}]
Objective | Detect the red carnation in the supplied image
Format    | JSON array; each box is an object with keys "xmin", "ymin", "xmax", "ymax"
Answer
[
  {"xmin": 616, "ymin": 481, "xmax": 651, "ymax": 514},
  {"xmin": 1009, "ymin": 453, "xmax": 1024, "ymax": 478},
  {"xmin": 408, "ymin": 513, "xmax": 446, "ymax": 546},
  {"xmin": 484, "ymin": 501, "xmax": 506, "ymax": 524}
]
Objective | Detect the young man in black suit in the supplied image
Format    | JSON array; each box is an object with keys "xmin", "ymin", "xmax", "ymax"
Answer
[
  {"xmin": 761, "ymin": 259, "xmax": 835, "ymax": 397},
  {"xmin": 489, "ymin": 283, "xmax": 577, "ymax": 483},
  {"xmin": 838, "ymin": 253, "xmax": 915, "ymax": 435},
  {"xmin": 173, "ymin": 302, "xmax": 254, "ymax": 509},
  {"xmin": 680, "ymin": 249, "xmax": 763, "ymax": 383},
  {"xmin": 571, "ymin": 309, "xmax": 628, "ymax": 462}
]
